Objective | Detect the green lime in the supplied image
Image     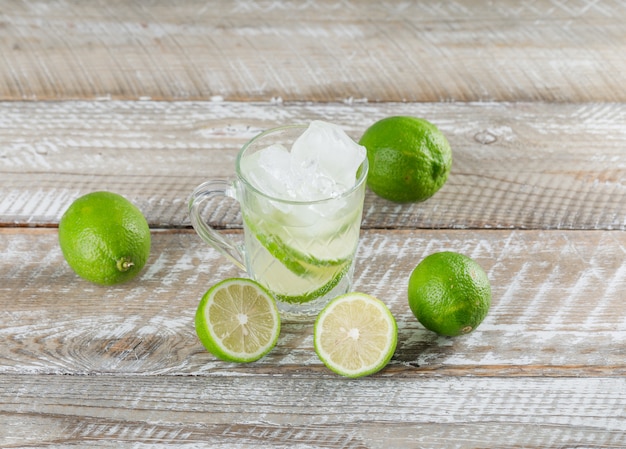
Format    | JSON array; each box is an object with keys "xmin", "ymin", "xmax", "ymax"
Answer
[
  {"xmin": 195, "ymin": 278, "xmax": 281, "ymax": 363},
  {"xmin": 408, "ymin": 251, "xmax": 491, "ymax": 336},
  {"xmin": 58, "ymin": 191, "xmax": 151, "ymax": 285},
  {"xmin": 314, "ymin": 292, "xmax": 397, "ymax": 378},
  {"xmin": 359, "ymin": 116, "xmax": 452, "ymax": 203}
]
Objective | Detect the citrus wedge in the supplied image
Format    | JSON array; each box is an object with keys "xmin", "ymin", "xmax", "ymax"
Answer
[
  {"xmin": 314, "ymin": 292, "xmax": 397, "ymax": 378},
  {"xmin": 195, "ymin": 278, "xmax": 281, "ymax": 363}
]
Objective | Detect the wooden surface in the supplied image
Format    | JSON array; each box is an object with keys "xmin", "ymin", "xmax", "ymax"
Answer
[
  {"xmin": 3, "ymin": 0, "xmax": 626, "ymax": 103},
  {"xmin": 2, "ymin": 1, "xmax": 626, "ymax": 447}
]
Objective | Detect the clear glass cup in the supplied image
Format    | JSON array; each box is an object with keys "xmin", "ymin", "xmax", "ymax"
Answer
[{"xmin": 189, "ymin": 124, "xmax": 368, "ymax": 320}]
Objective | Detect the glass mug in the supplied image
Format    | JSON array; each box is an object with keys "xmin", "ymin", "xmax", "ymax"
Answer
[{"xmin": 189, "ymin": 124, "xmax": 368, "ymax": 319}]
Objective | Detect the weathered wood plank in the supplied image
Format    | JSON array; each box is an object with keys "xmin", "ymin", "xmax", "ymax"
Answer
[
  {"xmin": 1, "ymin": 374, "xmax": 625, "ymax": 448},
  {"xmin": 2, "ymin": 228, "xmax": 626, "ymax": 377},
  {"xmin": 2, "ymin": 101, "xmax": 626, "ymax": 230},
  {"xmin": 1, "ymin": 0, "xmax": 625, "ymax": 102}
]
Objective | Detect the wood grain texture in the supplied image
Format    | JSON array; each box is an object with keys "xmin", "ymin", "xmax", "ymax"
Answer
[
  {"xmin": 3, "ymin": 228, "xmax": 626, "ymax": 377},
  {"xmin": 2, "ymin": 101, "xmax": 626, "ymax": 230},
  {"xmin": 1, "ymin": 374, "xmax": 625, "ymax": 448},
  {"xmin": 1, "ymin": 0, "xmax": 625, "ymax": 102},
  {"xmin": 3, "ymin": 1, "xmax": 626, "ymax": 446}
]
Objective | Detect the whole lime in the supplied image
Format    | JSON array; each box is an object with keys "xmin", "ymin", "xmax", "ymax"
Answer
[
  {"xmin": 408, "ymin": 251, "xmax": 491, "ymax": 336},
  {"xmin": 58, "ymin": 191, "xmax": 151, "ymax": 285},
  {"xmin": 359, "ymin": 116, "xmax": 452, "ymax": 203}
]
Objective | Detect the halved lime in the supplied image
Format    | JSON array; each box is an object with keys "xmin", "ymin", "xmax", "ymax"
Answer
[
  {"xmin": 195, "ymin": 278, "xmax": 281, "ymax": 363},
  {"xmin": 314, "ymin": 292, "xmax": 397, "ymax": 378}
]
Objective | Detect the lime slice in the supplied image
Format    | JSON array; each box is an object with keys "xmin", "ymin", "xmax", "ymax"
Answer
[
  {"xmin": 255, "ymin": 230, "xmax": 349, "ymax": 274},
  {"xmin": 243, "ymin": 215, "xmax": 356, "ymax": 304},
  {"xmin": 314, "ymin": 292, "xmax": 397, "ymax": 378},
  {"xmin": 195, "ymin": 278, "xmax": 281, "ymax": 363},
  {"xmin": 251, "ymin": 229, "xmax": 353, "ymax": 303},
  {"xmin": 275, "ymin": 261, "xmax": 350, "ymax": 304},
  {"xmin": 244, "ymin": 215, "xmax": 353, "ymax": 271}
]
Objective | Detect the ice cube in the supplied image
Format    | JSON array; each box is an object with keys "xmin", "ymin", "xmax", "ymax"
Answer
[
  {"xmin": 240, "ymin": 121, "xmax": 366, "ymax": 204},
  {"xmin": 240, "ymin": 143, "xmax": 298, "ymax": 199},
  {"xmin": 291, "ymin": 120, "xmax": 366, "ymax": 196}
]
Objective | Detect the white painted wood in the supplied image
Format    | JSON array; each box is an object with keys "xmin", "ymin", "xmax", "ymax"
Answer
[
  {"xmin": 2, "ymin": 1, "xmax": 626, "ymax": 446},
  {"xmin": 1, "ymin": 374, "xmax": 625, "ymax": 447},
  {"xmin": 3, "ymin": 228, "xmax": 625, "ymax": 376},
  {"xmin": 2, "ymin": 101, "xmax": 626, "ymax": 230},
  {"xmin": 1, "ymin": 0, "xmax": 625, "ymax": 102}
]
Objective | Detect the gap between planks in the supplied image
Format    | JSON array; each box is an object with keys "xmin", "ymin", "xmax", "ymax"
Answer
[{"xmin": 2, "ymin": 101, "xmax": 626, "ymax": 230}]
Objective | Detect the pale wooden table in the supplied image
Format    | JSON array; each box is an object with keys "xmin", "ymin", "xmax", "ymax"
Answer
[{"xmin": 2, "ymin": 1, "xmax": 626, "ymax": 447}]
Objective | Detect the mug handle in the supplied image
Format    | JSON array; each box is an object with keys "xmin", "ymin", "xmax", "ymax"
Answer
[{"xmin": 188, "ymin": 180, "xmax": 246, "ymax": 272}]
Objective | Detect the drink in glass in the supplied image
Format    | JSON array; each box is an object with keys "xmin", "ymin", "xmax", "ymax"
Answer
[{"xmin": 189, "ymin": 121, "xmax": 368, "ymax": 319}]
